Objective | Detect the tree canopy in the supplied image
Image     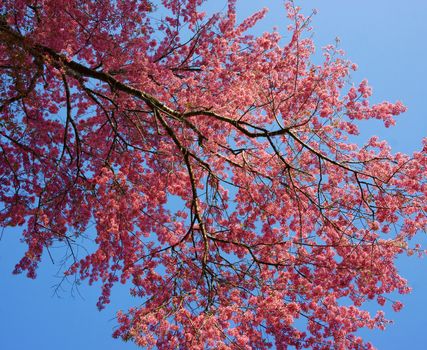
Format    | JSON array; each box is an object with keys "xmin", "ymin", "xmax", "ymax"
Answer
[{"xmin": 1, "ymin": 1, "xmax": 426, "ymax": 349}]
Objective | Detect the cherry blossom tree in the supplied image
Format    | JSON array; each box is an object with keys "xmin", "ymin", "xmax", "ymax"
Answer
[{"xmin": 1, "ymin": 0, "xmax": 426, "ymax": 349}]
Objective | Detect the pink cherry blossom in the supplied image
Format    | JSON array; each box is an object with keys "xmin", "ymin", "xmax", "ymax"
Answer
[{"xmin": 1, "ymin": 1, "xmax": 426, "ymax": 349}]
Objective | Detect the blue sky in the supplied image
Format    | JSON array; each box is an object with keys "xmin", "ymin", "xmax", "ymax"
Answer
[{"xmin": 1, "ymin": 1, "xmax": 426, "ymax": 349}]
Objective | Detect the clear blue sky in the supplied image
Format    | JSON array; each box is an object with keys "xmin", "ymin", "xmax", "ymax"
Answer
[{"xmin": 1, "ymin": 1, "xmax": 426, "ymax": 349}]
